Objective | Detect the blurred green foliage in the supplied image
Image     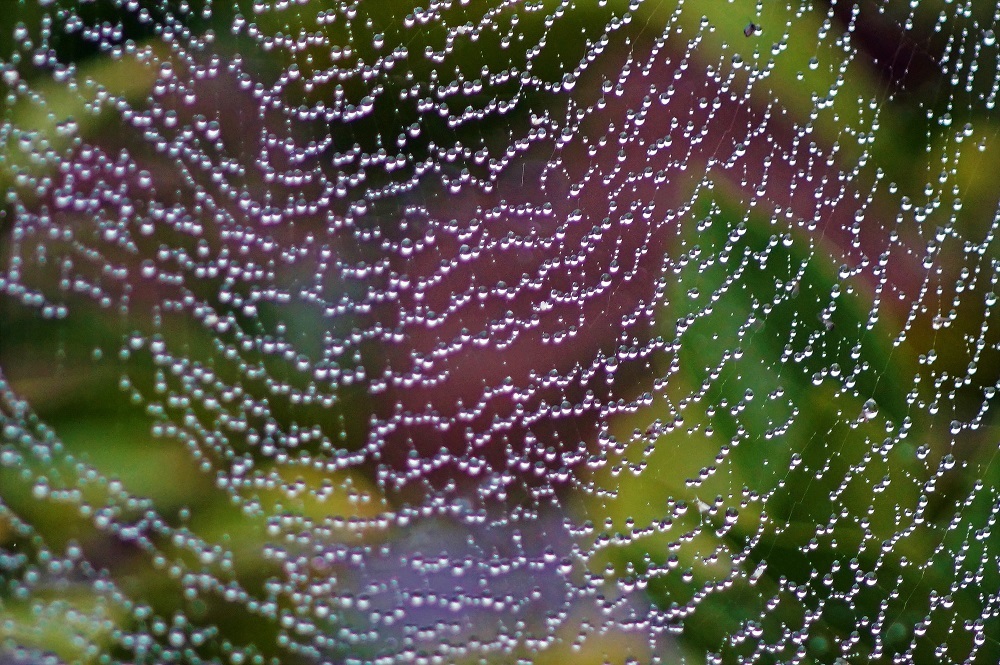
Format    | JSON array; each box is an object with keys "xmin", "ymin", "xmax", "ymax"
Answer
[{"xmin": 3, "ymin": 0, "xmax": 1000, "ymax": 664}]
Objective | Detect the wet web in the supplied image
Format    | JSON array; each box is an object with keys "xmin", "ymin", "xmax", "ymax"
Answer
[{"xmin": 2, "ymin": 0, "xmax": 1000, "ymax": 663}]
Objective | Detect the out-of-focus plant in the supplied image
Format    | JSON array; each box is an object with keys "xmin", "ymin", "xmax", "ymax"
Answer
[{"xmin": 3, "ymin": 0, "xmax": 1000, "ymax": 663}]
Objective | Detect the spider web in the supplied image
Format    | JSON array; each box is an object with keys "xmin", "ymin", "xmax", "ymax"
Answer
[{"xmin": 2, "ymin": 0, "xmax": 1000, "ymax": 663}]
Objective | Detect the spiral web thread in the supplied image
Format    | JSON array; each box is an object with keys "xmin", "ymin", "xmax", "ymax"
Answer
[{"xmin": 2, "ymin": 0, "xmax": 1000, "ymax": 663}]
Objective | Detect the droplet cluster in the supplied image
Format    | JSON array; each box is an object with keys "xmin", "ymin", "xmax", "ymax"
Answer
[{"xmin": 3, "ymin": 0, "xmax": 1000, "ymax": 663}]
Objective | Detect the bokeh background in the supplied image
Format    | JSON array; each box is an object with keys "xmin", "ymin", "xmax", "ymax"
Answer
[{"xmin": 3, "ymin": 0, "xmax": 1000, "ymax": 663}]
